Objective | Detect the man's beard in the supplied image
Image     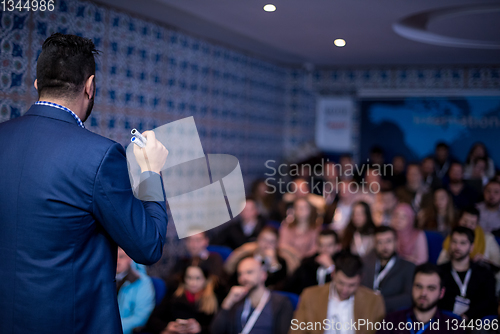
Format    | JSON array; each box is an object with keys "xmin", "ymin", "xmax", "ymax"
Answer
[
  {"xmin": 451, "ymin": 251, "xmax": 469, "ymax": 262},
  {"xmin": 376, "ymin": 250, "xmax": 396, "ymax": 262},
  {"xmin": 413, "ymin": 296, "xmax": 440, "ymax": 312}
]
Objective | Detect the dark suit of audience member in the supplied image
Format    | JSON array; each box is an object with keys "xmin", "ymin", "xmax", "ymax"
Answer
[
  {"xmin": 211, "ymin": 216, "xmax": 267, "ymax": 250},
  {"xmin": 212, "ymin": 257, "xmax": 293, "ymax": 334},
  {"xmin": 438, "ymin": 227, "xmax": 497, "ymax": 320},
  {"xmin": 362, "ymin": 251, "xmax": 415, "ymax": 313},
  {"xmin": 284, "ymin": 230, "xmax": 340, "ymax": 295}
]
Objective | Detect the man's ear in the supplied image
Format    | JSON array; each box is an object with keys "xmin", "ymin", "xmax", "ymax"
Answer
[
  {"xmin": 439, "ymin": 287, "xmax": 445, "ymax": 299},
  {"xmin": 85, "ymin": 75, "xmax": 95, "ymax": 99},
  {"xmin": 34, "ymin": 79, "xmax": 38, "ymax": 90}
]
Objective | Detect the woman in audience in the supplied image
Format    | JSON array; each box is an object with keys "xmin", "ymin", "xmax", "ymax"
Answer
[
  {"xmin": 251, "ymin": 178, "xmax": 280, "ymax": 221},
  {"xmin": 417, "ymin": 188, "xmax": 456, "ymax": 236},
  {"xmin": 391, "ymin": 203, "xmax": 428, "ymax": 265},
  {"xmin": 340, "ymin": 201, "xmax": 376, "ymax": 257},
  {"xmin": 144, "ymin": 260, "xmax": 218, "ymax": 334},
  {"xmin": 464, "ymin": 142, "xmax": 496, "ymax": 179},
  {"xmin": 279, "ymin": 198, "xmax": 320, "ymax": 259}
]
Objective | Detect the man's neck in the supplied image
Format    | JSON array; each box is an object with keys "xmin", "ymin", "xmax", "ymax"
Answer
[
  {"xmin": 249, "ymin": 285, "xmax": 267, "ymax": 308},
  {"xmin": 452, "ymin": 257, "xmax": 471, "ymax": 272},
  {"xmin": 413, "ymin": 306, "xmax": 437, "ymax": 323},
  {"xmin": 39, "ymin": 97, "xmax": 84, "ymax": 121}
]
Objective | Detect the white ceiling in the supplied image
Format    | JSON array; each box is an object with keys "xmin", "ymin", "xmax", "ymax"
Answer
[{"xmin": 95, "ymin": 0, "xmax": 500, "ymax": 67}]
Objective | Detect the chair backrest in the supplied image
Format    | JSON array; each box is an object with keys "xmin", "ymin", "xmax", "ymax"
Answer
[
  {"xmin": 424, "ymin": 230, "xmax": 444, "ymax": 265},
  {"xmin": 150, "ymin": 277, "xmax": 167, "ymax": 305},
  {"xmin": 275, "ymin": 291, "xmax": 300, "ymax": 311},
  {"xmin": 207, "ymin": 245, "xmax": 233, "ymax": 262}
]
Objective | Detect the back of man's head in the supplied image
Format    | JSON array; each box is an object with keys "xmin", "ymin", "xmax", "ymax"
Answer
[{"xmin": 36, "ymin": 33, "xmax": 99, "ymax": 99}]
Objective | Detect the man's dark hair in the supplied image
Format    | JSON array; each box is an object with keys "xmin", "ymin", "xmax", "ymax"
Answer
[
  {"xmin": 460, "ymin": 206, "xmax": 480, "ymax": 221},
  {"xmin": 333, "ymin": 251, "xmax": 363, "ymax": 278},
  {"xmin": 436, "ymin": 142, "xmax": 449, "ymax": 150},
  {"xmin": 374, "ymin": 225, "xmax": 397, "ymax": 238},
  {"xmin": 450, "ymin": 226, "xmax": 475, "ymax": 244},
  {"xmin": 370, "ymin": 146, "xmax": 384, "ymax": 155},
  {"xmin": 413, "ymin": 263, "xmax": 443, "ymax": 288},
  {"xmin": 485, "ymin": 180, "xmax": 500, "ymax": 190},
  {"xmin": 36, "ymin": 33, "xmax": 99, "ymax": 98},
  {"xmin": 319, "ymin": 229, "xmax": 339, "ymax": 244}
]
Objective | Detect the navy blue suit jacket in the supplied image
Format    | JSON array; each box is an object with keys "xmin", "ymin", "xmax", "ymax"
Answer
[{"xmin": 0, "ymin": 104, "xmax": 168, "ymax": 333}]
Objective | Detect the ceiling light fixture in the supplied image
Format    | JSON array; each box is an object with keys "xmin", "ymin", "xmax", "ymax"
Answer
[
  {"xmin": 334, "ymin": 39, "xmax": 346, "ymax": 47},
  {"xmin": 263, "ymin": 4, "xmax": 276, "ymax": 12}
]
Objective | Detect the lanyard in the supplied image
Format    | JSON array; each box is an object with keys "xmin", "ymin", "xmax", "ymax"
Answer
[
  {"xmin": 240, "ymin": 290, "xmax": 271, "ymax": 334},
  {"xmin": 407, "ymin": 315, "xmax": 432, "ymax": 334},
  {"xmin": 373, "ymin": 257, "xmax": 396, "ymax": 291},
  {"xmin": 451, "ymin": 269, "xmax": 472, "ymax": 297}
]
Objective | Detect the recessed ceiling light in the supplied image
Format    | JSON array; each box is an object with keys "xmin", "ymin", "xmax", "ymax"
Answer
[
  {"xmin": 334, "ymin": 39, "xmax": 346, "ymax": 47},
  {"xmin": 263, "ymin": 4, "xmax": 276, "ymax": 12}
]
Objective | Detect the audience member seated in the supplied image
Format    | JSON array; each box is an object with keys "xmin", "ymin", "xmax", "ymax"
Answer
[
  {"xmin": 445, "ymin": 162, "xmax": 480, "ymax": 211},
  {"xmin": 225, "ymin": 227, "xmax": 292, "ymax": 290},
  {"xmin": 464, "ymin": 142, "xmax": 496, "ymax": 180},
  {"xmin": 281, "ymin": 177, "xmax": 326, "ymax": 217},
  {"xmin": 361, "ymin": 226, "xmax": 415, "ymax": 313},
  {"xmin": 251, "ymin": 179, "xmax": 282, "ymax": 221},
  {"xmin": 377, "ymin": 263, "xmax": 466, "ymax": 334},
  {"xmin": 144, "ymin": 260, "xmax": 218, "ymax": 334},
  {"xmin": 396, "ymin": 163, "xmax": 431, "ymax": 212},
  {"xmin": 421, "ymin": 156, "xmax": 442, "ymax": 190},
  {"xmin": 391, "ymin": 203, "xmax": 428, "ymax": 265},
  {"xmin": 437, "ymin": 207, "xmax": 500, "ymax": 269},
  {"xmin": 476, "ymin": 180, "xmax": 500, "ymax": 234},
  {"xmin": 434, "ymin": 142, "xmax": 453, "ymax": 181},
  {"xmin": 211, "ymin": 257, "xmax": 293, "ymax": 334},
  {"xmin": 341, "ymin": 201, "xmax": 376, "ymax": 257},
  {"xmin": 438, "ymin": 226, "xmax": 497, "ymax": 320},
  {"xmin": 384, "ymin": 155, "xmax": 407, "ymax": 190},
  {"xmin": 116, "ymin": 248, "xmax": 155, "ymax": 334},
  {"xmin": 325, "ymin": 180, "xmax": 357, "ymax": 233},
  {"xmin": 372, "ymin": 188, "xmax": 399, "ymax": 226},
  {"xmin": 284, "ymin": 230, "xmax": 340, "ymax": 295},
  {"xmin": 465, "ymin": 157, "xmax": 490, "ymax": 189},
  {"xmin": 211, "ymin": 197, "xmax": 267, "ymax": 250},
  {"xmin": 170, "ymin": 232, "xmax": 224, "ymax": 286},
  {"xmin": 279, "ymin": 198, "xmax": 321, "ymax": 259},
  {"xmin": 290, "ymin": 252, "xmax": 385, "ymax": 334},
  {"xmin": 417, "ymin": 188, "xmax": 456, "ymax": 236}
]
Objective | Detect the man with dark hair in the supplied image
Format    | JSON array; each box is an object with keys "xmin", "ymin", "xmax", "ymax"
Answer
[
  {"xmin": 477, "ymin": 180, "xmax": 500, "ymax": 233},
  {"xmin": 445, "ymin": 162, "xmax": 480, "ymax": 211},
  {"xmin": 211, "ymin": 257, "xmax": 293, "ymax": 334},
  {"xmin": 291, "ymin": 252, "xmax": 385, "ymax": 334},
  {"xmin": 434, "ymin": 142, "xmax": 452, "ymax": 180},
  {"xmin": 438, "ymin": 226, "xmax": 497, "ymax": 320},
  {"xmin": 0, "ymin": 33, "xmax": 169, "ymax": 334},
  {"xmin": 284, "ymin": 230, "xmax": 340, "ymax": 295},
  {"xmin": 377, "ymin": 263, "xmax": 465, "ymax": 334},
  {"xmin": 361, "ymin": 226, "xmax": 415, "ymax": 313},
  {"xmin": 211, "ymin": 197, "xmax": 267, "ymax": 250}
]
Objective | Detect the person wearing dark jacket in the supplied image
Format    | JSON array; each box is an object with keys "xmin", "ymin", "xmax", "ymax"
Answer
[
  {"xmin": 361, "ymin": 226, "xmax": 415, "ymax": 313},
  {"xmin": 144, "ymin": 260, "xmax": 219, "ymax": 334},
  {"xmin": 211, "ymin": 197, "xmax": 267, "ymax": 250},
  {"xmin": 211, "ymin": 257, "xmax": 293, "ymax": 334},
  {"xmin": 438, "ymin": 226, "xmax": 497, "ymax": 320},
  {"xmin": 284, "ymin": 230, "xmax": 340, "ymax": 295}
]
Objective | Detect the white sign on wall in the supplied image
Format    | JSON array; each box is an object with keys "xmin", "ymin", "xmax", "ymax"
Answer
[{"xmin": 315, "ymin": 97, "xmax": 354, "ymax": 152}]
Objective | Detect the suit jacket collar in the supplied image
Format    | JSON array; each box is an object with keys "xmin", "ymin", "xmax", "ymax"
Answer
[{"xmin": 25, "ymin": 104, "xmax": 83, "ymax": 128}]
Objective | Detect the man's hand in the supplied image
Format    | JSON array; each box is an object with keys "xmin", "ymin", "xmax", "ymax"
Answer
[
  {"xmin": 133, "ymin": 130, "xmax": 168, "ymax": 174},
  {"xmin": 221, "ymin": 286, "xmax": 249, "ymax": 310},
  {"xmin": 316, "ymin": 253, "xmax": 334, "ymax": 268}
]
